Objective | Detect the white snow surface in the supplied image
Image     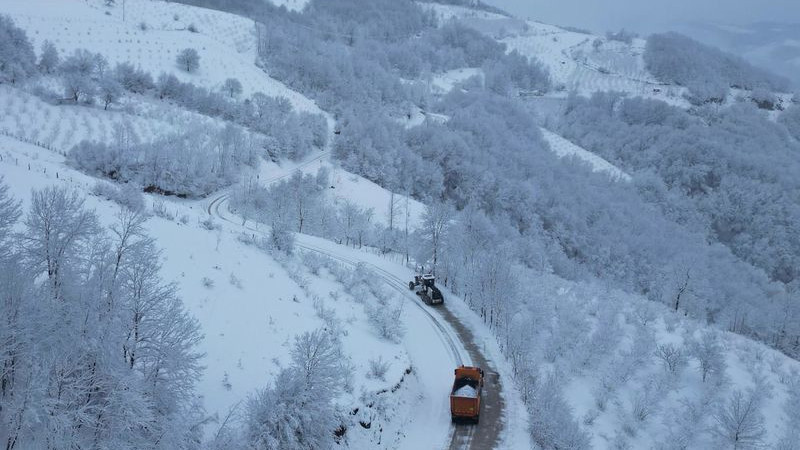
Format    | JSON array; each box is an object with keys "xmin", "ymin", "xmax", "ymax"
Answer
[
  {"xmin": 431, "ymin": 67, "xmax": 483, "ymax": 94},
  {"xmin": 540, "ymin": 128, "xmax": 632, "ymax": 182},
  {"xmin": 3, "ymin": 0, "xmax": 322, "ymax": 113}
]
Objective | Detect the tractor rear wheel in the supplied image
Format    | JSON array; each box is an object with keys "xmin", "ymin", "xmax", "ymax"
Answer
[{"xmin": 408, "ymin": 281, "xmax": 415, "ymax": 290}]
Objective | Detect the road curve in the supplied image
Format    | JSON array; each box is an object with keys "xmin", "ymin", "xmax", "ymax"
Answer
[{"xmin": 206, "ymin": 154, "xmax": 506, "ymax": 449}]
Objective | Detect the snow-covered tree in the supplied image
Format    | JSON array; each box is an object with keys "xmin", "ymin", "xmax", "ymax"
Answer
[
  {"xmin": 98, "ymin": 75, "xmax": 123, "ymax": 110},
  {"xmin": 244, "ymin": 328, "xmax": 347, "ymax": 449},
  {"xmin": 0, "ymin": 15, "xmax": 36, "ymax": 84},
  {"xmin": 37, "ymin": 40, "xmax": 59, "ymax": 74},
  {"xmin": 0, "ymin": 183, "xmax": 202, "ymax": 449},
  {"xmin": 177, "ymin": 48, "xmax": 200, "ymax": 73},
  {"xmin": 21, "ymin": 186, "xmax": 101, "ymax": 300},
  {"xmin": 690, "ymin": 331, "xmax": 726, "ymax": 383},
  {"xmin": 415, "ymin": 201, "xmax": 452, "ymax": 276},
  {"xmin": 222, "ymin": 77, "xmax": 243, "ymax": 98}
]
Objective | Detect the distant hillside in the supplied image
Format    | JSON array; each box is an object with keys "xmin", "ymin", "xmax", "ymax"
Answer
[{"xmin": 678, "ymin": 21, "xmax": 800, "ymax": 89}]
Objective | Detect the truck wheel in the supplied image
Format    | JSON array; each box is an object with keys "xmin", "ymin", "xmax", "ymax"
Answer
[
  {"xmin": 408, "ymin": 281, "xmax": 415, "ymax": 290},
  {"xmin": 474, "ymin": 415, "xmax": 480, "ymax": 425}
]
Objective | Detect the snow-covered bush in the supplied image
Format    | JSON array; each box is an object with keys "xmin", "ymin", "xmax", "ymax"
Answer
[
  {"xmin": 365, "ymin": 297, "xmax": 404, "ymax": 343},
  {"xmin": 200, "ymin": 217, "xmax": 220, "ymax": 231},
  {"xmin": 152, "ymin": 198, "xmax": 175, "ymax": 220},
  {"xmin": 91, "ymin": 180, "xmax": 145, "ymax": 212},
  {"xmin": 367, "ymin": 356, "xmax": 390, "ymax": 381},
  {"xmin": 229, "ymin": 273, "xmax": 242, "ymax": 288},
  {"xmin": 269, "ymin": 220, "xmax": 295, "ymax": 255},
  {"xmin": 114, "ymin": 62, "xmax": 155, "ymax": 93}
]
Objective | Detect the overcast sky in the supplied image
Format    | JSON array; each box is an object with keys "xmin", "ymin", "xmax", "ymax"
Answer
[{"xmin": 484, "ymin": 0, "xmax": 800, "ymax": 34}]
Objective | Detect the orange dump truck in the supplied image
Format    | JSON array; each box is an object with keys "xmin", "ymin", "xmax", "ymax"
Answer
[{"xmin": 450, "ymin": 365, "xmax": 484, "ymax": 423}]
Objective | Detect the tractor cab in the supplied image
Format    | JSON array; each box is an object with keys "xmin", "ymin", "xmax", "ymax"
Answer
[
  {"xmin": 420, "ymin": 274, "xmax": 436, "ymax": 288},
  {"xmin": 409, "ymin": 273, "xmax": 444, "ymax": 305}
]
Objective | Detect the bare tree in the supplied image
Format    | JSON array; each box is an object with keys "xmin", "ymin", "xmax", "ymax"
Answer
[
  {"xmin": 654, "ymin": 343, "xmax": 687, "ymax": 374},
  {"xmin": 417, "ymin": 201, "xmax": 452, "ymax": 276},
  {"xmin": 711, "ymin": 389, "xmax": 766, "ymax": 449}
]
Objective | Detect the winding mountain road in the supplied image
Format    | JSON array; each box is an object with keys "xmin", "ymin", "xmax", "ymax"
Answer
[{"xmin": 206, "ymin": 154, "xmax": 505, "ymax": 449}]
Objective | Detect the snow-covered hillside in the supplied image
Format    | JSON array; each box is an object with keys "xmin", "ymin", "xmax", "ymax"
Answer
[
  {"xmin": 423, "ymin": 2, "xmax": 691, "ymax": 107},
  {"xmin": 3, "ymin": 0, "xmax": 320, "ymax": 112},
  {"xmin": 0, "ymin": 120, "xmax": 461, "ymax": 448},
  {"xmin": 421, "ymin": 66, "xmax": 632, "ymax": 182},
  {"xmin": 2, "ymin": 1, "xmax": 799, "ymax": 449}
]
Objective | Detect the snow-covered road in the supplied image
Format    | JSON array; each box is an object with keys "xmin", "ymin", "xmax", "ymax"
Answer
[{"xmin": 205, "ymin": 149, "xmax": 507, "ymax": 449}]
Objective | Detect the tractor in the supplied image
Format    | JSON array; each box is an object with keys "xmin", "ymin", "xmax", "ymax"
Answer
[{"xmin": 408, "ymin": 274, "xmax": 444, "ymax": 305}]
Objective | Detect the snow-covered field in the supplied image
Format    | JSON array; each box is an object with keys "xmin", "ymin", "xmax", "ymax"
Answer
[
  {"xmin": 0, "ymin": 85, "xmax": 208, "ymax": 152},
  {"xmin": 3, "ymin": 0, "xmax": 321, "ymax": 113},
  {"xmin": 427, "ymin": 4, "xmax": 693, "ymax": 107}
]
